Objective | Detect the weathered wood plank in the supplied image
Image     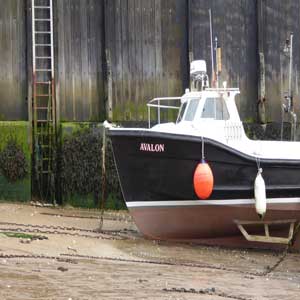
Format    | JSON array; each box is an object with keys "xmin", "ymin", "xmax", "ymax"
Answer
[
  {"xmin": 154, "ymin": 0, "xmax": 163, "ymax": 97},
  {"xmin": 80, "ymin": 0, "xmax": 88, "ymax": 120},
  {"xmin": 0, "ymin": 0, "xmax": 27, "ymax": 120}
]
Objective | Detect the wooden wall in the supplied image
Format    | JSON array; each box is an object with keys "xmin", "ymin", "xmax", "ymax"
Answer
[
  {"xmin": 0, "ymin": 0, "xmax": 300, "ymax": 122},
  {"xmin": 258, "ymin": 0, "xmax": 300, "ymax": 121},
  {"xmin": 189, "ymin": 0, "xmax": 258, "ymax": 120},
  {"xmin": 56, "ymin": 0, "xmax": 106, "ymax": 121},
  {"xmin": 0, "ymin": 0, "xmax": 27, "ymax": 120},
  {"xmin": 105, "ymin": 0, "xmax": 188, "ymax": 121}
]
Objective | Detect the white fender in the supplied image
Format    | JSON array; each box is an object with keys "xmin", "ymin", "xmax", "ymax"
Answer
[{"xmin": 254, "ymin": 168, "xmax": 266, "ymax": 218}]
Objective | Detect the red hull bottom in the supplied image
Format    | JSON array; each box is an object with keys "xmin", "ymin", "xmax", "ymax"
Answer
[{"xmin": 128, "ymin": 203, "xmax": 300, "ymax": 251}]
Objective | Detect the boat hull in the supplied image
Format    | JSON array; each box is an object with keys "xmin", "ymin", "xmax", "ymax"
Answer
[
  {"xmin": 109, "ymin": 129, "xmax": 300, "ymax": 249},
  {"xmin": 128, "ymin": 202, "xmax": 300, "ymax": 250}
]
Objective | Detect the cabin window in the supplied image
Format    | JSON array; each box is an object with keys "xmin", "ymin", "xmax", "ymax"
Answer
[
  {"xmin": 201, "ymin": 97, "xmax": 229, "ymax": 120},
  {"xmin": 184, "ymin": 98, "xmax": 199, "ymax": 121},
  {"xmin": 176, "ymin": 101, "xmax": 187, "ymax": 123}
]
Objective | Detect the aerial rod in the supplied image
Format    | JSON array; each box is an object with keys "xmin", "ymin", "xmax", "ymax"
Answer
[
  {"xmin": 209, "ymin": 9, "xmax": 215, "ymax": 87},
  {"xmin": 281, "ymin": 33, "xmax": 297, "ymax": 141}
]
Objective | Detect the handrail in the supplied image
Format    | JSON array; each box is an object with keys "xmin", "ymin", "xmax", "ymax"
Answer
[
  {"xmin": 147, "ymin": 97, "xmax": 181, "ymax": 128},
  {"xmin": 204, "ymin": 88, "xmax": 240, "ymax": 92}
]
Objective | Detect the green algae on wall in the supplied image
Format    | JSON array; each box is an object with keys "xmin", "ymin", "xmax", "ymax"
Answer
[
  {"xmin": 59, "ymin": 122, "xmax": 125, "ymax": 210},
  {"xmin": 0, "ymin": 121, "xmax": 31, "ymax": 202}
]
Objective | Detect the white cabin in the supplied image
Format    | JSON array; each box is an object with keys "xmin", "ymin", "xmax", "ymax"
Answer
[{"xmin": 147, "ymin": 61, "xmax": 300, "ymax": 160}]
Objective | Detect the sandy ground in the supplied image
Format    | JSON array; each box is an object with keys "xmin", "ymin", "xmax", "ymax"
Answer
[{"xmin": 0, "ymin": 203, "xmax": 299, "ymax": 300}]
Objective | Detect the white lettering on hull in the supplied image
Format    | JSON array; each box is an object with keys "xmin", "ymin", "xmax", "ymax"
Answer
[{"xmin": 140, "ymin": 143, "xmax": 165, "ymax": 152}]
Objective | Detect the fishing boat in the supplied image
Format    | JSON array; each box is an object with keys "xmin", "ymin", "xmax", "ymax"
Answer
[{"xmin": 107, "ymin": 56, "xmax": 300, "ymax": 250}]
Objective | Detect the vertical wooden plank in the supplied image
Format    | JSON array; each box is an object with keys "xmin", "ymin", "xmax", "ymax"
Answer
[
  {"xmin": 65, "ymin": 0, "xmax": 73, "ymax": 120},
  {"xmin": 91, "ymin": 1, "xmax": 102, "ymax": 120},
  {"xmin": 96, "ymin": 0, "xmax": 106, "ymax": 120},
  {"xmin": 160, "ymin": 0, "xmax": 169, "ymax": 97},
  {"xmin": 114, "ymin": 0, "xmax": 123, "ymax": 120},
  {"xmin": 120, "ymin": 0, "xmax": 128, "ymax": 119},
  {"xmin": 154, "ymin": 0, "xmax": 162, "ymax": 98},
  {"xmin": 80, "ymin": 0, "xmax": 89, "ymax": 119},
  {"xmin": 127, "ymin": 0, "xmax": 135, "ymax": 118},
  {"xmin": 134, "ymin": 0, "xmax": 143, "ymax": 119},
  {"xmin": 26, "ymin": 0, "xmax": 33, "ymax": 147},
  {"xmin": 104, "ymin": 0, "xmax": 114, "ymax": 120},
  {"xmin": 89, "ymin": 0, "xmax": 98, "ymax": 121},
  {"xmin": 148, "ymin": 0, "xmax": 156, "ymax": 101},
  {"xmin": 75, "ymin": 0, "xmax": 82, "ymax": 120},
  {"xmin": 56, "ymin": 0, "xmax": 65, "ymax": 124},
  {"xmin": 86, "ymin": 0, "xmax": 92, "ymax": 119}
]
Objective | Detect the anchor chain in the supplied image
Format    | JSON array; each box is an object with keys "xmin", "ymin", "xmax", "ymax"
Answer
[
  {"xmin": 163, "ymin": 287, "xmax": 252, "ymax": 300},
  {"xmin": 0, "ymin": 221, "xmax": 135, "ymax": 241},
  {"xmin": 0, "ymin": 250, "xmax": 292, "ymax": 281},
  {"xmin": 58, "ymin": 253, "xmax": 268, "ymax": 277}
]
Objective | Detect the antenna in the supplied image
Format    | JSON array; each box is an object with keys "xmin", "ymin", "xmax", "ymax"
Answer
[
  {"xmin": 281, "ymin": 33, "xmax": 297, "ymax": 141},
  {"xmin": 215, "ymin": 37, "xmax": 222, "ymax": 88},
  {"xmin": 209, "ymin": 9, "xmax": 215, "ymax": 87}
]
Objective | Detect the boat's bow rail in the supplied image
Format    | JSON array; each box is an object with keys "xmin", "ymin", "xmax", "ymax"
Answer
[{"xmin": 147, "ymin": 97, "xmax": 181, "ymax": 128}]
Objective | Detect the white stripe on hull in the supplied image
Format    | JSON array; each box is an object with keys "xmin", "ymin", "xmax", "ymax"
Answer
[{"xmin": 126, "ymin": 198, "xmax": 300, "ymax": 208}]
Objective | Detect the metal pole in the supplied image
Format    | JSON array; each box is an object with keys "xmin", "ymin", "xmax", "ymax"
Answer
[
  {"xmin": 158, "ymin": 99, "xmax": 160, "ymax": 124},
  {"xmin": 215, "ymin": 36, "xmax": 219, "ymax": 88},
  {"xmin": 288, "ymin": 33, "xmax": 293, "ymax": 107},
  {"xmin": 288, "ymin": 34, "xmax": 297, "ymax": 141},
  {"xmin": 148, "ymin": 106, "xmax": 150, "ymax": 128},
  {"xmin": 209, "ymin": 9, "xmax": 214, "ymax": 87}
]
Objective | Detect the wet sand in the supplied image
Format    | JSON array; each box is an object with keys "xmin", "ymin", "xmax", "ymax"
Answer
[{"xmin": 0, "ymin": 203, "xmax": 299, "ymax": 300}]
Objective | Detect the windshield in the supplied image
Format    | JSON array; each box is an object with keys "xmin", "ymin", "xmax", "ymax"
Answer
[
  {"xmin": 184, "ymin": 98, "xmax": 199, "ymax": 121},
  {"xmin": 201, "ymin": 97, "xmax": 229, "ymax": 120},
  {"xmin": 176, "ymin": 101, "xmax": 187, "ymax": 123}
]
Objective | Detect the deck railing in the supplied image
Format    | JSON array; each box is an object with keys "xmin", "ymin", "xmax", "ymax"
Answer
[{"xmin": 147, "ymin": 97, "xmax": 181, "ymax": 128}]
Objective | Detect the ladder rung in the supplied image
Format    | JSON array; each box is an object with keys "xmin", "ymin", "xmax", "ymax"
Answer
[
  {"xmin": 36, "ymin": 69, "xmax": 52, "ymax": 72},
  {"xmin": 34, "ymin": 6, "xmax": 51, "ymax": 9},
  {"xmin": 36, "ymin": 94, "xmax": 51, "ymax": 97},
  {"xmin": 35, "ymin": 18, "xmax": 51, "ymax": 21},
  {"xmin": 36, "ymin": 81, "xmax": 51, "ymax": 84},
  {"xmin": 36, "ymin": 56, "xmax": 52, "ymax": 59},
  {"xmin": 35, "ymin": 31, "xmax": 51, "ymax": 34},
  {"xmin": 37, "ymin": 120, "xmax": 53, "ymax": 122},
  {"xmin": 35, "ymin": 107, "xmax": 51, "ymax": 110},
  {"xmin": 35, "ymin": 44, "xmax": 51, "ymax": 47}
]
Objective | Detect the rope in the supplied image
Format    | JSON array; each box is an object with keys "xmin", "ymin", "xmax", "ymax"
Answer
[
  {"xmin": 255, "ymin": 156, "xmax": 261, "ymax": 171},
  {"xmin": 201, "ymin": 136, "xmax": 205, "ymax": 161},
  {"xmin": 98, "ymin": 127, "xmax": 107, "ymax": 231}
]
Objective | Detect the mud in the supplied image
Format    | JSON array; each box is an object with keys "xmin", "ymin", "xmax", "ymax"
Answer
[{"xmin": 0, "ymin": 203, "xmax": 299, "ymax": 300}]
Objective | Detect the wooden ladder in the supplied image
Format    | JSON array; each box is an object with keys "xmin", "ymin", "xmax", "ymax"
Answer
[{"xmin": 32, "ymin": 0, "xmax": 56, "ymax": 202}]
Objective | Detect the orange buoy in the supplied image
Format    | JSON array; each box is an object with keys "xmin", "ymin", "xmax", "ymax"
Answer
[{"xmin": 193, "ymin": 160, "xmax": 214, "ymax": 199}]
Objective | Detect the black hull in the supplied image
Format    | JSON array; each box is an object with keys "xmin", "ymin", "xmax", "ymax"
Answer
[{"xmin": 109, "ymin": 130, "xmax": 300, "ymax": 202}]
